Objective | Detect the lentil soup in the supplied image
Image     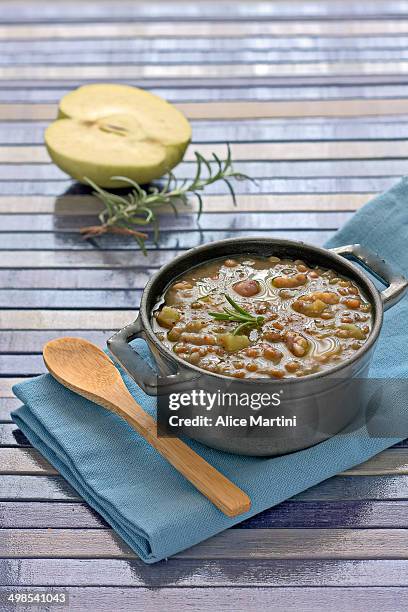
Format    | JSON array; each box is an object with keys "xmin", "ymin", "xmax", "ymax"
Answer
[{"xmin": 152, "ymin": 255, "xmax": 373, "ymax": 379}]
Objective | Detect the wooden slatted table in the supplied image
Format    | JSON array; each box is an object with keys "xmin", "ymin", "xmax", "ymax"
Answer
[{"xmin": 1, "ymin": 1, "xmax": 408, "ymax": 610}]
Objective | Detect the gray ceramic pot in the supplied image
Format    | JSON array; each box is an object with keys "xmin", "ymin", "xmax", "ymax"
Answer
[{"xmin": 108, "ymin": 238, "xmax": 407, "ymax": 456}]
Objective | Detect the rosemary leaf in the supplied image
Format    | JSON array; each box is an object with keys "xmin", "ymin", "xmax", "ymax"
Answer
[{"xmin": 209, "ymin": 293, "xmax": 265, "ymax": 336}]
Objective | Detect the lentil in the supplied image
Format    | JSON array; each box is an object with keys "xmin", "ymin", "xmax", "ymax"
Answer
[{"xmin": 153, "ymin": 255, "xmax": 372, "ymax": 378}]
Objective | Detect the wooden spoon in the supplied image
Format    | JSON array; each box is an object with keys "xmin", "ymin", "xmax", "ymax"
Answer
[{"xmin": 43, "ymin": 337, "xmax": 251, "ymax": 517}]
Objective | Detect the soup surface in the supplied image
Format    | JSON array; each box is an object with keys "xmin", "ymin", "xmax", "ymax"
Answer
[{"xmin": 152, "ymin": 255, "xmax": 373, "ymax": 379}]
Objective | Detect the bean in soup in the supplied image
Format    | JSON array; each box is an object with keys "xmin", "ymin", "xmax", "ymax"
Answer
[{"xmin": 152, "ymin": 256, "xmax": 372, "ymax": 379}]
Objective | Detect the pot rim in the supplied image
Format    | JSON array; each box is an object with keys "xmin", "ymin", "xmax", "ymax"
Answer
[{"xmin": 139, "ymin": 237, "xmax": 383, "ymax": 384}]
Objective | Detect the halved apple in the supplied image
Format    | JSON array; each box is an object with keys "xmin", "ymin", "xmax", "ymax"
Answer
[{"xmin": 45, "ymin": 83, "xmax": 192, "ymax": 187}]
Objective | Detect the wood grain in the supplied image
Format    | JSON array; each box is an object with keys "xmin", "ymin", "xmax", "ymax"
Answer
[
  {"xmin": 0, "ymin": 379, "xmax": 24, "ymax": 398},
  {"xmin": 0, "ymin": 290, "xmax": 144, "ymax": 310},
  {"xmin": 1, "ymin": 473, "xmax": 407, "ymax": 501},
  {"xmin": 3, "ymin": 117, "xmax": 408, "ymax": 144},
  {"xmin": 7, "ymin": 35, "xmax": 408, "ymax": 54},
  {"xmin": 0, "ymin": 330, "xmax": 114, "ymax": 353},
  {"xmin": 0, "ymin": 424, "xmax": 31, "ymax": 445},
  {"xmin": 6, "ymin": 83, "xmax": 408, "ymax": 105},
  {"xmin": 3, "ymin": 160, "xmax": 407, "ymax": 182},
  {"xmin": 12, "ymin": 50, "xmax": 408, "ymax": 67},
  {"xmin": 5, "ymin": 48, "xmax": 408, "ymax": 67},
  {"xmin": 3, "ymin": 19, "xmax": 408, "ymax": 39},
  {"xmin": 2, "ymin": 2, "xmax": 408, "ymax": 22},
  {"xmin": 1, "ymin": 355, "xmax": 90, "ymax": 376},
  {"xmin": 0, "ymin": 250, "xmax": 174, "ymax": 269},
  {"xmin": 0, "ymin": 558, "xmax": 407, "ymax": 587},
  {"xmin": 1, "ymin": 447, "xmax": 408, "ymax": 476},
  {"xmin": 6, "ymin": 98, "xmax": 408, "ymax": 120},
  {"xmin": 5, "ymin": 34, "xmax": 408, "ymax": 53},
  {"xmin": 0, "ymin": 586, "xmax": 407, "ymax": 612},
  {"xmin": 2, "ymin": 499, "xmax": 408, "ymax": 530},
  {"xmin": 9, "ymin": 49, "xmax": 408, "ymax": 66},
  {"xmin": 0, "ymin": 241, "xmax": 351, "ymax": 271},
  {"xmin": 0, "ymin": 193, "xmax": 375, "ymax": 214},
  {"xmin": 340, "ymin": 450, "xmax": 408, "ymax": 475},
  {"xmin": 0, "ymin": 231, "xmax": 339, "ymax": 251},
  {"xmin": 3, "ymin": 259, "xmax": 356, "ymax": 290},
  {"xmin": 0, "ymin": 448, "xmax": 56, "ymax": 474},
  {"xmin": 5, "ymin": 78, "xmax": 408, "ymax": 100},
  {"xmin": 0, "ymin": 310, "xmax": 136, "ymax": 330},
  {"xmin": 0, "ymin": 231, "xmax": 332, "ymax": 253},
  {"xmin": 0, "ymin": 177, "xmax": 395, "ymax": 196},
  {"xmin": 0, "ymin": 398, "xmax": 19, "ymax": 421},
  {"xmin": 180, "ymin": 528, "xmax": 408, "ymax": 560},
  {"xmin": 2, "ymin": 528, "xmax": 408, "ymax": 559},
  {"xmin": 4, "ymin": 140, "xmax": 408, "ymax": 163},
  {"xmin": 0, "ymin": 210, "xmax": 353, "ymax": 231}
]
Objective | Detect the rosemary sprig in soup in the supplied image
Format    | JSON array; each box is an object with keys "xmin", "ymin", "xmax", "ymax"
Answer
[{"xmin": 209, "ymin": 294, "xmax": 265, "ymax": 336}]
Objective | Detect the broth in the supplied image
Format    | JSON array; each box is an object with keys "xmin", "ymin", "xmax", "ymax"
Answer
[{"xmin": 152, "ymin": 255, "xmax": 373, "ymax": 379}]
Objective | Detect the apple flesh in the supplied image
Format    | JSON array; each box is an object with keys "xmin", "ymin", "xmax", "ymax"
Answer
[{"xmin": 45, "ymin": 83, "xmax": 192, "ymax": 187}]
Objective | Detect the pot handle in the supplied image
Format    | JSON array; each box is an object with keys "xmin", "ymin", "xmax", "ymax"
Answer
[
  {"xmin": 107, "ymin": 316, "xmax": 198, "ymax": 395},
  {"xmin": 330, "ymin": 243, "xmax": 408, "ymax": 310}
]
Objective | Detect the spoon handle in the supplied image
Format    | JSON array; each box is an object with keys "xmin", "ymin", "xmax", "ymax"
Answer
[{"xmin": 104, "ymin": 390, "xmax": 251, "ymax": 517}]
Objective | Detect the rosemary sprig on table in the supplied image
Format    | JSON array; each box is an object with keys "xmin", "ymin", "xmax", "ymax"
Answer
[
  {"xmin": 209, "ymin": 294, "xmax": 265, "ymax": 336},
  {"xmin": 80, "ymin": 145, "xmax": 254, "ymax": 254}
]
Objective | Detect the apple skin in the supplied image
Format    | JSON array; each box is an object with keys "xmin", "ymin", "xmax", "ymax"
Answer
[{"xmin": 45, "ymin": 84, "xmax": 192, "ymax": 188}]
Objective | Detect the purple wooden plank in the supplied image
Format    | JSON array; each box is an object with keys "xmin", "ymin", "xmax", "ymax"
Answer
[
  {"xmin": 0, "ymin": 586, "xmax": 407, "ymax": 612},
  {"xmin": 6, "ymin": 36, "xmax": 408, "ymax": 54},
  {"xmin": 0, "ymin": 502, "xmax": 108, "ymax": 528},
  {"xmin": 0, "ymin": 211, "xmax": 354, "ymax": 232},
  {"xmin": 0, "ymin": 475, "xmax": 79, "ymax": 500},
  {"xmin": 0, "ymin": 331, "xmax": 112, "ymax": 354},
  {"xmin": 2, "ymin": 160, "xmax": 407, "ymax": 181},
  {"xmin": 1, "ymin": 0, "xmax": 408, "ymax": 21},
  {"xmin": 11, "ymin": 48, "xmax": 408, "ymax": 66},
  {"xmin": 1, "ymin": 474, "xmax": 407, "ymax": 501},
  {"xmin": 3, "ymin": 118, "xmax": 408, "ymax": 145},
  {"xmin": 5, "ymin": 76, "xmax": 408, "ymax": 89},
  {"xmin": 2, "ymin": 1, "xmax": 408, "ymax": 21},
  {"xmin": 393, "ymin": 439, "xmax": 408, "ymax": 448},
  {"xmin": 0, "ymin": 355, "xmax": 52, "ymax": 376},
  {"xmin": 0, "ymin": 230, "xmax": 332, "ymax": 251},
  {"xmin": 0, "ymin": 177, "xmax": 398, "ymax": 196},
  {"xmin": 1, "ymin": 422, "xmax": 407, "ymax": 451},
  {"xmin": 1, "ymin": 558, "xmax": 408, "ymax": 587},
  {"xmin": 0, "ymin": 398, "xmax": 19, "ymax": 422},
  {"xmin": 0, "ymin": 500, "xmax": 407, "ymax": 529},
  {"xmin": 0, "ymin": 270, "xmax": 154, "ymax": 290},
  {"xmin": 0, "ymin": 290, "xmax": 143, "ymax": 310},
  {"xmin": 0, "ymin": 424, "xmax": 31, "ymax": 447},
  {"xmin": 4, "ymin": 83, "xmax": 408, "ymax": 104},
  {"xmin": 238, "ymin": 500, "xmax": 408, "ymax": 529}
]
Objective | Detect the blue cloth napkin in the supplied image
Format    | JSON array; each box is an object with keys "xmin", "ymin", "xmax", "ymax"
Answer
[{"xmin": 12, "ymin": 178, "xmax": 408, "ymax": 563}]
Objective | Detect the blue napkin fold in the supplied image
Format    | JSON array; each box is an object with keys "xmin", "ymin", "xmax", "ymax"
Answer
[{"xmin": 12, "ymin": 178, "xmax": 408, "ymax": 563}]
